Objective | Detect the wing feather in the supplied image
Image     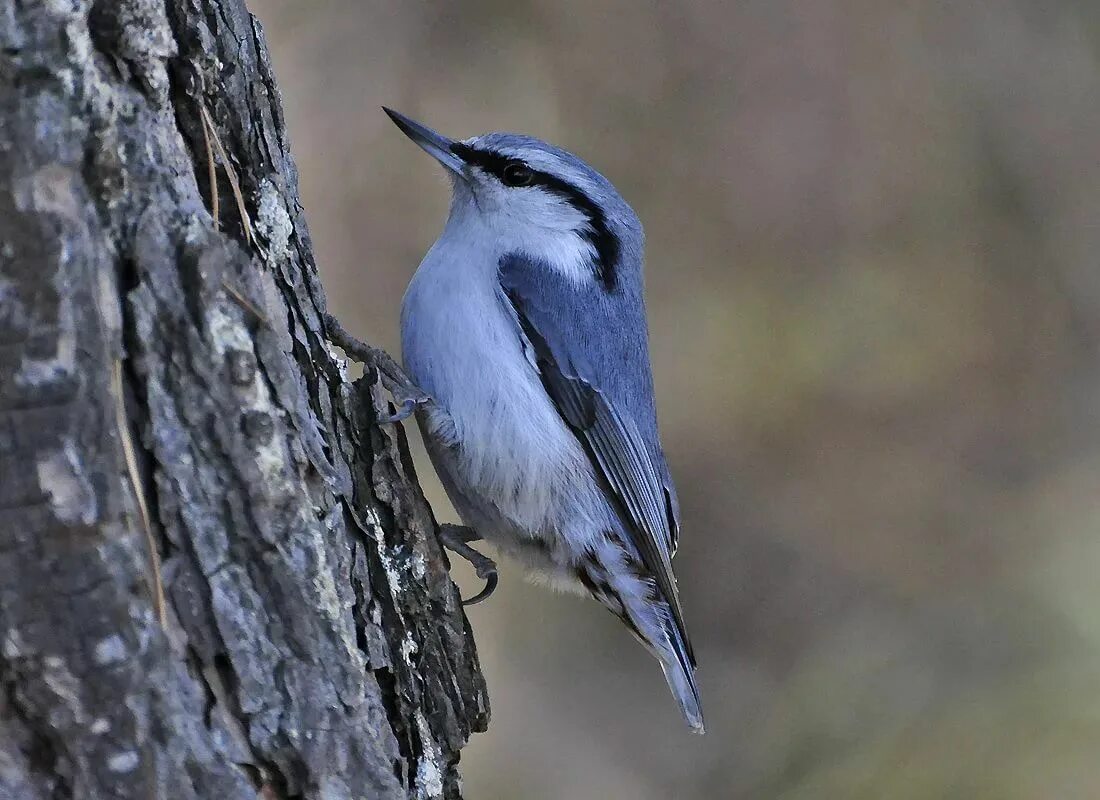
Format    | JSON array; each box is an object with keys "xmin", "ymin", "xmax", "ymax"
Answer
[{"xmin": 499, "ymin": 254, "xmax": 693, "ymax": 665}]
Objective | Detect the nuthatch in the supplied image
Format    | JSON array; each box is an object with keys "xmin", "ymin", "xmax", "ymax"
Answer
[{"xmin": 327, "ymin": 109, "xmax": 703, "ymax": 733}]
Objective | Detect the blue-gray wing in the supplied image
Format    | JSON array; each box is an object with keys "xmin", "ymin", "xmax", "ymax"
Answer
[{"xmin": 498, "ymin": 254, "xmax": 690, "ymax": 660}]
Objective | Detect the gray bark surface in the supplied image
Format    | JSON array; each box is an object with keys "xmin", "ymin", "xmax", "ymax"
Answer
[{"xmin": 0, "ymin": 2, "xmax": 488, "ymax": 798}]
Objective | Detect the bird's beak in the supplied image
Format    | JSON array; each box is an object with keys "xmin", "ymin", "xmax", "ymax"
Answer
[{"xmin": 383, "ymin": 107, "xmax": 467, "ymax": 177}]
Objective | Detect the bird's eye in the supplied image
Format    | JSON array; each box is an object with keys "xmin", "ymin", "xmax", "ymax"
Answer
[{"xmin": 501, "ymin": 161, "xmax": 534, "ymax": 187}]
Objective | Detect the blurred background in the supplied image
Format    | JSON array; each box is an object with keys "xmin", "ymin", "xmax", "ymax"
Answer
[{"xmin": 249, "ymin": 2, "xmax": 1100, "ymax": 797}]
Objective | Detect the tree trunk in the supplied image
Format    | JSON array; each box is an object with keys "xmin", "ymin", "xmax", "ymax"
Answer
[{"xmin": 0, "ymin": 2, "xmax": 488, "ymax": 798}]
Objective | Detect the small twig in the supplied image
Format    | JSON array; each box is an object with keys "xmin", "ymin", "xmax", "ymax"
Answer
[
  {"xmin": 200, "ymin": 106, "xmax": 219, "ymax": 227},
  {"xmin": 113, "ymin": 360, "xmax": 167, "ymax": 629},
  {"xmin": 221, "ymin": 278, "xmax": 270, "ymax": 327},
  {"xmin": 200, "ymin": 103, "xmax": 253, "ymax": 246}
]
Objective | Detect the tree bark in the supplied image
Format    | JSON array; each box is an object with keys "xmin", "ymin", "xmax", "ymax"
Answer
[{"xmin": 0, "ymin": 2, "xmax": 488, "ymax": 798}]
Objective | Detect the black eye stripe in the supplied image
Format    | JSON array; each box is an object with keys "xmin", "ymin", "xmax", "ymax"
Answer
[{"xmin": 450, "ymin": 143, "xmax": 620, "ymax": 290}]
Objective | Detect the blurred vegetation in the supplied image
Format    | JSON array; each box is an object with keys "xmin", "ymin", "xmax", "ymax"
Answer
[{"xmin": 251, "ymin": 1, "xmax": 1100, "ymax": 797}]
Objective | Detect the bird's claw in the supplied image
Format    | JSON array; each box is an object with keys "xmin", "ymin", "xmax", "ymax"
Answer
[
  {"xmin": 374, "ymin": 357, "xmax": 432, "ymax": 424},
  {"xmin": 438, "ymin": 524, "xmax": 498, "ymax": 605},
  {"xmin": 377, "ymin": 391, "xmax": 431, "ymax": 425},
  {"xmin": 323, "ymin": 312, "xmax": 431, "ymax": 424},
  {"xmin": 462, "ymin": 559, "xmax": 498, "ymax": 606}
]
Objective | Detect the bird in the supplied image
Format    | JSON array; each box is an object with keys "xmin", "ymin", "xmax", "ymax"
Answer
[{"xmin": 325, "ymin": 108, "xmax": 703, "ymax": 733}]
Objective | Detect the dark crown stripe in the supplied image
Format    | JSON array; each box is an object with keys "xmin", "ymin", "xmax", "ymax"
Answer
[{"xmin": 450, "ymin": 142, "xmax": 620, "ymax": 290}]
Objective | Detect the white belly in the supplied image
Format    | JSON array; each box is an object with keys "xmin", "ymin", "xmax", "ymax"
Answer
[{"xmin": 400, "ymin": 247, "xmax": 603, "ymax": 543}]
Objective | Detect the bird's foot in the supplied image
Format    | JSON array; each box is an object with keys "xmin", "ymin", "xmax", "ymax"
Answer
[
  {"xmin": 438, "ymin": 524, "xmax": 498, "ymax": 606},
  {"xmin": 323, "ymin": 313, "xmax": 431, "ymax": 423}
]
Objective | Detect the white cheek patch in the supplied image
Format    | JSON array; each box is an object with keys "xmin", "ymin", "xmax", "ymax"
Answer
[
  {"xmin": 515, "ymin": 228, "xmax": 596, "ymax": 287},
  {"xmin": 495, "ymin": 187, "xmax": 599, "ymax": 287},
  {"xmin": 430, "ymin": 187, "xmax": 598, "ymax": 298}
]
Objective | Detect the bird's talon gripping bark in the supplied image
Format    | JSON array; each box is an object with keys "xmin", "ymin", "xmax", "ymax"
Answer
[
  {"xmin": 323, "ymin": 313, "xmax": 431, "ymax": 424},
  {"xmin": 377, "ymin": 398, "xmax": 417, "ymax": 425},
  {"xmin": 377, "ymin": 391, "xmax": 431, "ymax": 424},
  {"xmin": 438, "ymin": 524, "xmax": 498, "ymax": 605}
]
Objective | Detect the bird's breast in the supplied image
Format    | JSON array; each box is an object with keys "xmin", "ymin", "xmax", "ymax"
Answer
[{"xmin": 399, "ymin": 247, "xmax": 594, "ymax": 536}]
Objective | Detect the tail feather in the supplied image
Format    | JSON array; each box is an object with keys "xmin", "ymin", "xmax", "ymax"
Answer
[
  {"xmin": 581, "ymin": 549, "xmax": 704, "ymax": 733},
  {"xmin": 660, "ymin": 617, "xmax": 705, "ymax": 734}
]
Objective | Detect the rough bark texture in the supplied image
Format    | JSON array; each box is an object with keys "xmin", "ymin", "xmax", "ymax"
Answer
[{"xmin": 0, "ymin": 2, "xmax": 488, "ymax": 798}]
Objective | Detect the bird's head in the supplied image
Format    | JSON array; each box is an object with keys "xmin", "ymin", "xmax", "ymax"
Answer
[{"xmin": 383, "ymin": 107, "xmax": 641, "ymax": 290}]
